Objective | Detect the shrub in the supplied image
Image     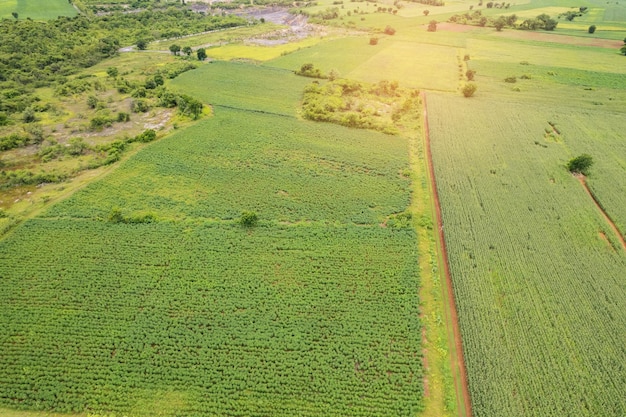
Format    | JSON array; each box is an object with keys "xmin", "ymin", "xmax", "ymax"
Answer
[
  {"xmin": 588, "ymin": 25, "xmax": 596, "ymax": 34},
  {"xmin": 370, "ymin": 37, "xmax": 379, "ymax": 45},
  {"xmin": 504, "ymin": 76, "xmax": 517, "ymax": 83},
  {"xmin": 567, "ymin": 154, "xmax": 593, "ymax": 175},
  {"xmin": 462, "ymin": 83, "xmax": 477, "ymax": 97},
  {"xmin": 384, "ymin": 25, "xmax": 396, "ymax": 35},
  {"xmin": 427, "ymin": 20, "xmax": 437, "ymax": 32},
  {"xmin": 466, "ymin": 69, "xmax": 476, "ymax": 81},
  {"xmin": 240, "ymin": 211, "xmax": 258, "ymax": 227}
]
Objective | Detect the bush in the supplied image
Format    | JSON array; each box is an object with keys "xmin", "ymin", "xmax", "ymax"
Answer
[
  {"xmin": 504, "ymin": 76, "xmax": 517, "ymax": 83},
  {"xmin": 466, "ymin": 69, "xmax": 476, "ymax": 81},
  {"xmin": 369, "ymin": 37, "xmax": 379, "ymax": 45},
  {"xmin": 462, "ymin": 83, "xmax": 477, "ymax": 97},
  {"xmin": 384, "ymin": 25, "xmax": 396, "ymax": 35},
  {"xmin": 588, "ymin": 25, "xmax": 596, "ymax": 34},
  {"xmin": 427, "ymin": 20, "xmax": 437, "ymax": 32},
  {"xmin": 567, "ymin": 154, "xmax": 593, "ymax": 175},
  {"xmin": 240, "ymin": 211, "xmax": 258, "ymax": 227}
]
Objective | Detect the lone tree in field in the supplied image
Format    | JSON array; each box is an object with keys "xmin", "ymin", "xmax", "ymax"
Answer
[
  {"xmin": 588, "ymin": 25, "xmax": 596, "ymax": 33},
  {"xmin": 427, "ymin": 20, "xmax": 437, "ymax": 32},
  {"xmin": 423, "ymin": 9, "xmax": 429, "ymax": 16},
  {"xmin": 11, "ymin": 12, "xmax": 18, "ymax": 19},
  {"xmin": 567, "ymin": 154, "xmax": 593, "ymax": 175},
  {"xmin": 169, "ymin": 44, "xmax": 181, "ymax": 55},
  {"xmin": 136, "ymin": 39, "xmax": 148, "ymax": 50},
  {"xmin": 462, "ymin": 83, "xmax": 477, "ymax": 97},
  {"xmin": 240, "ymin": 211, "xmax": 259, "ymax": 227},
  {"xmin": 197, "ymin": 48, "xmax": 207, "ymax": 61}
]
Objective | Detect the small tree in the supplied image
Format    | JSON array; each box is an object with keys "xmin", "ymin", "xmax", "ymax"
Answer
[
  {"xmin": 136, "ymin": 39, "xmax": 148, "ymax": 50},
  {"xmin": 462, "ymin": 83, "xmax": 477, "ymax": 97},
  {"xmin": 370, "ymin": 37, "xmax": 379, "ymax": 45},
  {"xmin": 169, "ymin": 44, "xmax": 181, "ymax": 55},
  {"xmin": 423, "ymin": 9, "xmax": 429, "ymax": 16},
  {"xmin": 494, "ymin": 16, "xmax": 506, "ymax": 31},
  {"xmin": 466, "ymin": 69, "xmax": 476, "ymax": 81},
  {"xmin": 567, "ymin": 154, "xmax": 593, "ymax": 175},
  {"xmin": 182, "ymin": 46, "xmax": 193, "ymax": 56},
  {"xmin": 240, "ymin": 211, "xmax": 258, "ymax": 227},
  {"xmin": 427, "ymin": 20, "xmax": 437, "ymax": 32},
  {"xmin": 588, "ymin": 25, "xmax": 596, "ymax": 33},
  {"xmin": 384, "ymin": 25, "xmax": 396, "ymax": 35},
  {"xmin": 11, "ymin": 12, "xmax": 18, "ymax": 19},
  {"xmin": 621, "ymin": 44, "xmax": 626, "ymax": 56},
  {"xmin": 197, "ymin": 48, "xmax": 207, "ymax": 61}
]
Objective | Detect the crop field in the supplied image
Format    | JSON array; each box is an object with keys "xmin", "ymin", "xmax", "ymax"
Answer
[
  {"xmin": 0, "ymin": 220, "xmax": 423, "ymax": 416},
  {"xmin": 0, "ymin": 58, "xmax": 426, "ymax": 416},
  {"xmin": 0, "ymin": 0, "xmax": 76, "ymax": 19},
  {"xmin": 427, "ymin": 93, "xmax": 626, "ymax": 417},
  {"xmin": 170, "ymin": 61, "xmax": 310, "ymax": 115}
]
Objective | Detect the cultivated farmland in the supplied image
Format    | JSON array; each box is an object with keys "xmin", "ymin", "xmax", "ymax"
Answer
[{"xmin": 0, "ymin": 0, "xmax": 76, "ymax": 20}]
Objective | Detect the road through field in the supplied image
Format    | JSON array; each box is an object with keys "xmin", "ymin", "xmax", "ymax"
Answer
[{"xmin": 421, "ymin": 92, "xmax": 473, "ymax": 417}]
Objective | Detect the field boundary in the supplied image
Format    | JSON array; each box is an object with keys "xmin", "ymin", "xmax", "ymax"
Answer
[
  {"xmin": 421, "ymin": 91, "xmax": 473, "ymax": 417},
  {"xmin": 577, "ymin": 175, "xmax": 626, "ymax": 251}
]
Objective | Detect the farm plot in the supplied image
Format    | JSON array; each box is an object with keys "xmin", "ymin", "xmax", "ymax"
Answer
[
  {"xmin": 43, "ymin": 108, "xmax": 411, "ymax": 224},
  {"xmin": 0, "ymin": 220, "xmax": 423, "ymax": 416},
  {"xmin": 0, "ymin": 0, "xmax": 76, "ymax": 19},
  {"xmin": 426, "ymin": 92, "xmax": 626, "ymax": 417}
]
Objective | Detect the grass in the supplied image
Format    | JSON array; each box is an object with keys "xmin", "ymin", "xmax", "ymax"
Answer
[{"xmin": 0, "ymin": 0, "xmax": 76, "ymax": 20}]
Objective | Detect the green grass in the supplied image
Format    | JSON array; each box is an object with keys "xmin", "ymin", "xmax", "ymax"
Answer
[
  {"xmin": 0, "ymin": 0, "xmax": 76, "ymax": 20},
  {"xmin": 171, "ymin": 61, "xmax": 310, "ymax": 116}
]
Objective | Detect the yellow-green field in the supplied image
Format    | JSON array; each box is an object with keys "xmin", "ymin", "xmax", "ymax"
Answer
[{"xmin": 0, "ymin": 0, "xmax": 76, "ymax": 19}]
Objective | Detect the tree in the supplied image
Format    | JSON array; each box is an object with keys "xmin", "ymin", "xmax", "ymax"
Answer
[
  {"xmin": 567, "ymin": 154, "xmax": 593, "ymax": 175},
  {"xmin": 240, "ymin": 211, "xmax": 258, "ymax": 227},
  {"xmin": 588, "ymin": 25, "xmax": 596, "ymax": 33},
  {"xmin": 182, "ymin": 46, "xmax": 192, "ymax": 56},
  {"xmin": 136, "ymin": 39, "xmax": 148, "ymax": 50},
  {"xmin": 466, "ymin": 69, "xmax": 476, "ymax": 81},
  {"xmin": 494, "ymin": 16, "xmax": 506, "ymax": 31},
  {"xmin": 169, "ymin": 44, "xmax": 181, "ymax": 55},
  {"xmin": 197, "ymin": 48, "xmax": 207, "ymax": 61},
  {"xmin": 621, "ymin": 44, "xmax": 626, "ymax": 56},
  {"xmin": 427, "ymin": 20, "xmax": 437, "ymax": 32},
  {"xmin": 11, "ymin": 12, "xmax": 18, "ymax": 19},
  {"xmin": 423, "ymin": 10, "xmax": 429, "ymax": 16},
  {"xmin": 384, "ymin": 25, "xmax": 396, "ymax": 35},
  {"xmin": 462, "ymin": 83, "xmax": 477, "ymax": 97},
  {"xmin": 370, "ymin": 37, "xmax": 379, "ymax": 45}
]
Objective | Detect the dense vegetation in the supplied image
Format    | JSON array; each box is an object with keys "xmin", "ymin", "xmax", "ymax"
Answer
[{"xmin": 0, "ymin": 10, "xmax": 245, "ymax": 114}]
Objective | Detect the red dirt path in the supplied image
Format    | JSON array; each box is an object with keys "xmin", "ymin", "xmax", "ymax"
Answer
[{"xmin": 421, "ymin": 92, "xmax": 473, "ymax": 417}]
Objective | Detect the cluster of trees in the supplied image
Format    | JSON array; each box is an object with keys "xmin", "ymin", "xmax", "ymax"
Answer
[
  {"xmin": 301, "ymin": 79, "xmax": 421, "ymax": 135},
  {"xmin": 558, "ymin": 7, "xmax": 588, "ymax": 22},
  {"xmin": 409, "ymin": 0, "xmax": 444, "ymax": 6},
  {"xmin": 0, "ymin": 11, "xmax": 245, "ymax": 116},
  {"xmin": 295, "ymin": 63, "xmax": 327, "ymax": 79},
  {"xmin": 449, "ymin": 10, "xmax": 517, "ymax": 29},
  {"xmin": 519, "ymin": 13, "xmax": 558, "ymax": 31},
  {"xmin": 485, "ymin": 1, "xmax": 510, "ymax": 8}
]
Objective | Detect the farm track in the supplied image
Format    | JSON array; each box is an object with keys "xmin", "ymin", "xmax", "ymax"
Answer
[
  {"xmin": 421, "ymin": 92, "xmax": 473, "ymax": 417},
  {"xmin": 577, "ymin": 175, "xmax": 626, "ymax": 251}
]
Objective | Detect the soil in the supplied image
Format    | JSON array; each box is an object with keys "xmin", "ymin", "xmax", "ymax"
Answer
[
  {"xmin": 421, "ymin": 91, "xmax": 473, "ymax": 417},
  {"xmin": 576, "ymin": 174, "xmax": 626, "ymax": 251}
]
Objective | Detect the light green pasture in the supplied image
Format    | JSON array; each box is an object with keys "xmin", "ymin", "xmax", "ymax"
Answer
[
  {"xmin": 346, "ymin": 40, "xmax": 460, "ymax": 90},
  {"xmin": 203, "ymin": 37, "xmax": 323, "ymax": 62},
  {"xmin": 0, "ymin": 0, "xmax": 76, "ymax": 19}
]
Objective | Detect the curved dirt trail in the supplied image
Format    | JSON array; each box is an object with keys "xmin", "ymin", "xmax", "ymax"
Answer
[
  {"xmin": 577, "ymin": 175, "xmax": 626, "ymax": 251},
  {"xmin": 421, "ymin": 92, "xmax": 473, "ymax": 417}
]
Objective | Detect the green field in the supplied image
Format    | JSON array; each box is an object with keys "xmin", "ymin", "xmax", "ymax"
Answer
[
  {"xmin": 0, "ymin": 0, "xmax": 76, "ymax": 19},
  {"xmin": 0, "ymin": 61, "xmax": 425, "ymax": 416},
  {"xmin": 1, "ymin": 0, "xmax": 626, "ymax": 415}
]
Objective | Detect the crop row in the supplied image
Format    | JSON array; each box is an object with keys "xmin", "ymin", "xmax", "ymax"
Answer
[
  {"xmin": 428, "ymin": 93, "xmax": 626, "ymax": 417},
  {"xmin": 0, "ymin": 220, "xmax": 423, "ymax": 416}
]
